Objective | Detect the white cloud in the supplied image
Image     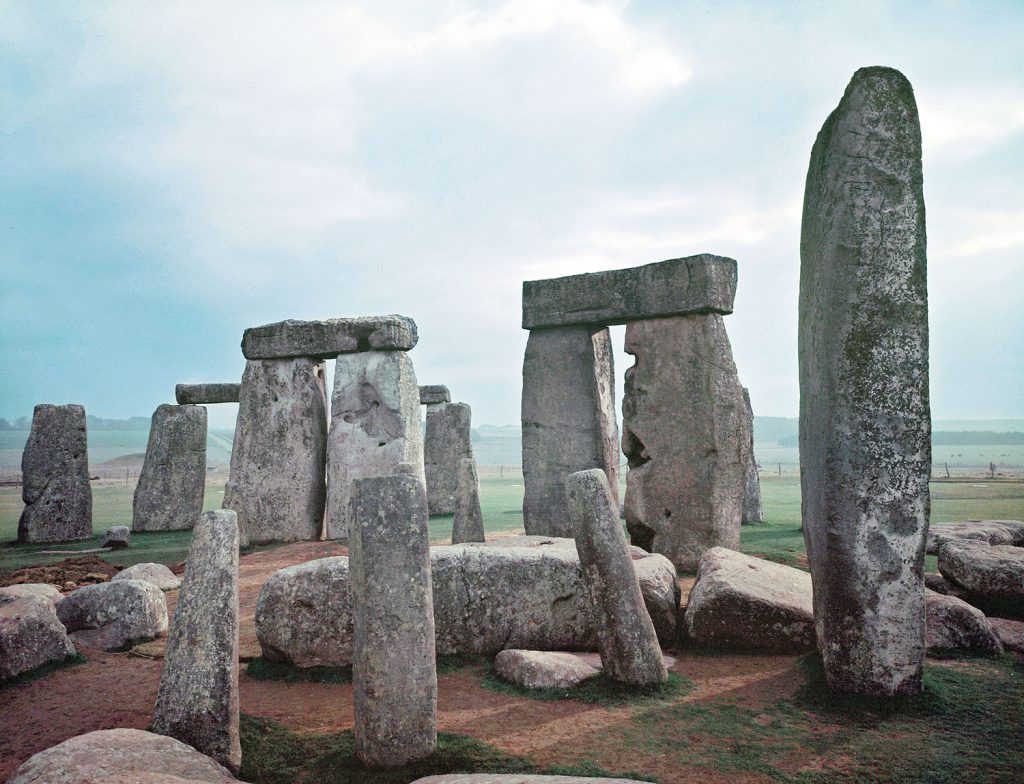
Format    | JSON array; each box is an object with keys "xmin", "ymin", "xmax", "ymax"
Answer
[{"xmin": 919, "ymin": 92, "xmax": 1024, "ymax": 159}]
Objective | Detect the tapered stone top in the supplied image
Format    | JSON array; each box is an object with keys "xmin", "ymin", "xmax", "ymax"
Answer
[
  {"xmin": 419, "ymin": 385, "xmax": 450, "ymax": 405},
  {"xmin": 522, "ymin": 254, "xmax": 737, "ymax": 330},
  {"xmin": 242, "ymin": 315, "xmax": 418, "ymax": 360},
  {"xmin": 175, "ymin": 384, "xmax": 240, "ymax": 404}
]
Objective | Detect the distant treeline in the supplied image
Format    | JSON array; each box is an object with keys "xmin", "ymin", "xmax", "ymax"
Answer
[
  {"xmin": 0, "ymin": 415, "xmax": 150, "ymax": 431},
  {"xmin": 777, "ymin": 431, "xmax": 1024, "ymax": 447}
]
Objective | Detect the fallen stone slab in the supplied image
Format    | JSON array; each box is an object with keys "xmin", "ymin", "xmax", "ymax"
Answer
[
  {"xmin": 56, "ymin": 579, "xmax": 168, "ymax": 650},
  {"xmin": 242, "ymin": 315, "xmax": 418, "ymax": 360},
  {"xmin": 101, "ymin": 525, "xmax": 131, "ymax": 549},
  {"xmin": 522, "ymin": 254, "xmax": 737, "ymax": 330},
  {"xmin": 684, "ymin": 548, "xmax": 816, "ymax": 653},
  {"xmin": 419, "ymin": 385, "xmax": 450, "ymax": 405},
  {"xmin": 494, "ymin": 650, "xmax": 601, "ymax": 689},
  {"xmin": 927, "ymin": 520, "xmax": 1024, "ymax": 555},
  {"xmin": 133, "ymin": 404, "xmax": 207, "ymax": 532},
  {"xmin": 0, "ymin": 583, "xmax": 63, "ymax": 604},
  {"xmin": 989, "ymin": 618, "xmax": 1024, "ymax": 654},
  {"xmin": 113, "ymin": 562, "xmax": 182, "ymax": 592},
  {"xmin": 175, "ymin": 383, "xmax": 241, "ymax": 405},
  {"xmin": 0, "ymin": 594, "xmax": 77, "ymax": 681},
  {"xmin": 924, "ymin": 589, "xmax": 1002, "ymax": 655},
  {"xmin": 938, "ymin": 540, "xmax": 1024, "ymax": 600},
  {"xmin": 413, "ymin": 775, "xmax": 654, "ymax": 784},
  {"xmin": 6, "ymin": 728, "xmax": 239, "ymax": 783}
]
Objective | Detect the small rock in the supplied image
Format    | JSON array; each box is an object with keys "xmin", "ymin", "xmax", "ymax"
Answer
[
  {"xmin": 989, "ymin": 618, "xmax": 1024, "ymax": 654},
  {"xmin": 0, "ymin": 595, "xmax": 77, "ymax": 681},
  {"xmin": 494, "ymin": 650, "xmax": 601, "ymax": 688},
  {"xmin": 0, "ymin": 583, "xmax": 63, "ymax": 604},
  {"xmin": 927, "ymin": 520, "xmax": 1024, "ymax": 555},
  {"xmin": 102, "ymin": 526, "xmax": 132, "ymax": 549},
  {"xmin": 939, "ymin": 540, "xmax": 1024, "ymax": 600},
  {"xmin": 925, "ymin": 589, "xmax": 1002, "ymax": 655},
  {"xmin": 114, "ymin": 563, "xmax": 181, "ymax": 592},
  {"xmin": 57, "ymin": 579, "xmax": 168, "ymax": 650}
]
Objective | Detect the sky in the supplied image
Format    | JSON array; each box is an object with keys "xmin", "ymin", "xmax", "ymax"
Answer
[{"xmin": 2, "ymin": 1, "xmax": 1022, "ymax": 429}]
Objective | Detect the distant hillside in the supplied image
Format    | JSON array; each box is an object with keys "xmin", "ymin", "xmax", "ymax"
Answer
[{"xmin": 758, "ymin": 418, "xmax": 1024, "ymax": 447}]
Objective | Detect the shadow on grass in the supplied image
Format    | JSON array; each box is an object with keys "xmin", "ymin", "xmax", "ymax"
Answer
[
  {"xmin": 481, "ymin": 666, "xmax": 693, "ymax": 707},
  {"xmin": 245, "ymin": 655, "xmax": 487, "ymax": 686}
]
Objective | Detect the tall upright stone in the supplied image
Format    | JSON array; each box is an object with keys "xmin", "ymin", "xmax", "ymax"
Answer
[
  {"xmin": 522, "ymin": 327, "xmax": 619, "ymax": 537},
  {"xmin": 152, "ymin": 509, "xmax": 240, "ymax": 772},
  {"xmin": 18, "ymin": 404, "xmax": 92, "ymax": 543},
  {"xmin": 741, "ymin": 388, "xmax": 763, "ymax": 524},
  {"xmin": 622, "ymin": 316, "xmax": 750, "ymax": 570},
  {"xmin": 424, "ymin": 402, "xmax": 474, "ymax": 515},
  {"xmin": 223, "ymin": 358, "xmax": 327, "ymax": 544},
  {"xmin": 451, "ymin": 457, "xmax": 485, "ymax": 544},
  {"xmin": 326, "ymin": 351, "xmax": 424, "ymax": 540},
  {"xmin": 567, "ymin": 469, "xmax": 667, "ymax": 685},
  {"xmin": 349, "ymin": 474, "xmax": 436, "ymax": 767},
  {"xmin": 799, "ymin": 66, "xmax": 930, "ymax": 696},
  {"xmin": 132, "ymin": 404, "xmax": 207, "ymax": 532}
]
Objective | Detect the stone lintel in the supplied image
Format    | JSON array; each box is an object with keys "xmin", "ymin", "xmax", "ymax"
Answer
[
  {"xmin": 175, "ymin": 384, "xmax": 241, "ymax": 405},
  {"xmin": 241, "ymin": 315, "xmax": 418, "ymax": 360},
  {"xmin": 419, "ymin": 385, "xmax": 450, "ymax": 405}
]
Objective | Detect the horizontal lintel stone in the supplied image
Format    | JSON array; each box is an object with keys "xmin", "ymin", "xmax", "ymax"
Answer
[
  {"xmin": 419, "ymin": 385, "xmax": 450, "ymax": 405},
  {"xmin": 242, "ymin": 315, "xmax": 418, "ymax": 360},
  {"xmin": 522, "ymin": 254, "xmax": 737, "ymax": 330},
  {"xmin": 175, "ymin": 384, "xmax": 241, "ymax": 405}
]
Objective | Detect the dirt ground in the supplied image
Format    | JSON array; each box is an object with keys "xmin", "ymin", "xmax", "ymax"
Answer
[{"xmin": 0, "ymin": 542, "xmax": 804, "ymax": 784}]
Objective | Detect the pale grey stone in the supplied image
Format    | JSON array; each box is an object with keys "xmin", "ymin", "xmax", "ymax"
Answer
[
  {"xmin": 0, "ymin": 594, "xmax": 76, "ymax": 680},
  {"xmin": 799, "ymin": 67, "xmax": 929, "ymax": 696},
  {"xmin": 622, "ymin": 315, "xmax": 750, "ymax": 570},
  {"xmin": 522, "ymin": 254, "xmax": 737, "ymax": 329},
  {"xmin": 6, "ymin": 728, "xmax": 238, "ymax": 784},
  {"xmin": 414, "ymin": 775, "xmax": 652, "ymax": 784},
  {"xmin": 0, "ymin": 583, "xmax": 63, "ymax": 604},
  {"xmin": 522, "ymin": 326, "xmax": 619, "ymax": 537},
  {"xmin": 938, "ymin": 540, "xmax": 1024, "ymax": 600},
  {"xmin": 56, "ymin": 579, "xmax": 168, "ymax": 650},
  {"xmin": 326, "ymin": 350, "xmax": 424, "ymax": 540},
  {"xmin": 18, "ymin": 404, "xmax": 92, "ymax": 543},
  {"xmin": 419, "ymin": 385, "xmax": 450, "ymax": 405},
  {"xmin": 567, "ymin": 469, "xmax": 666, "ymax": 685},
  {"xmin": 451, "ymin": 458, "xmax": 485, "ymax": 544},
  {"xmin": 989, "ymin": 618, "xmax": 1024, "ymax": 654},
  {"xmin": 493, "ymin": 650, "xmax": 601, "ymax": 688},
  {"xmin": 102, "ymin": 525, "xmax": 131, "ymax": 549},
  {"xmin": 153, "ymin": 510, "xmax": 240, "ymax": 772},
  {"xmin": 113, "ymin": 563, "xmax": 181, "ymax": 592},
  {"xmin": 684, "ymin": 548, "xmax": 816, "ymax": 653},
  {"xmin": 424, "ymin": 402, "xmax": 474, "ymax": 515},
  {"xmin": 741, "ymin": 388, "xmax": 763, "ymax": 524},
  {"xmin": 223, "ymin": 358, "xmax": 327, "ymax": 544},
  {"xmin": 350, "ymin": 475, "xmax": 436, "ymax": 767},
  {"xmin": 175, "ymin": 384, "xmax": 240, "ymax": 405},
  {"xmin": 927, "ymin": 520, "xmax": 1024, "ymax": 555},
  {"xmin": 924, "ymin": 589, "xmax": 1002, "ymax": 655},
  {"xmin": 133, "ymin": 404, "xmax": 207, "ymax": 532},
  {"xmin": 241, "ymin": 315, "xmax": 418, "ymax": 359}
]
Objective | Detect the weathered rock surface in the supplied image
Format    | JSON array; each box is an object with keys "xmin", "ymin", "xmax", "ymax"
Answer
[
  {"xmin": 622, "ymin": 315, "xmax": 750, "ymax": 571},
  {"xmin": 414, "ymin": 776, "xmax": 653, "ymax": 784},
  {"xmin": 522, "ymin": 326, "xmax": 619, "ymax": 537},
  {"xmin": 451, "ymin": 458, "xmax": 485, "ymax": 544},
  {"xmin": 924, "ymin": 589, "xmax": 1002, "ymax": 655},
  {"xmin": 424, "ymin": 402, "xmax": 474, "ymax": 515},
  {"xmin": 6, "ymin": 728, "xmax": 238, "ymax": 783},
  {"xmin": 350, "ymin": 475, "xmax": 436, "ymax": 767},
  {"xmin": 18, "ymin": 403, "xmax": 92, "ymax": 543},
  {"xmin": 927, "ymin": 520, "xmax": 1024, "ymax": 555},
  {"xmin": 419, "ymin": 385, "xmax": 450, "ymax": 405},
  {"xmin": 242, "ymin": 315, "xmax": 418, "ymax": 359},
  {"xmin": 938, "ymin": 540, "xmax": 1024, "ymax": 600},
  {"xmin": 113, "ymin": 562, "xmax": 182, "ymax": 592},
  {"xmin": 0, "ymin": 594, "xmax": 77, "ymax": 680},
  {"xmin": 326, "ymin": 350, "xmax": 424, "ymax": 540},
  {"xmin": 989, "ymin": 618, "xmax": 1024, "ymax": 654},
  {"xmin": 153, "ymin": 510, "xmax": 240, "ymax": 772},
  {"xmin": 522, "ymin": 254, "xmax": 737, "ymax": 329},
  {"xmin": 102, "ymin": 525, "xmax": 131, "ymax": 548},
  {"xmin": 175, "ymin": 383, "xmax": 240, "ymax": 405},
  {"xmin": 567, "ymin": 469, "xmax": 666, "ymax": 685},
  {"xmin": 493, "ymin": 650, "xmax": 601, "ymax": 689},
  {"xmin": 799, "ymin": 67, "xmax": 929, "ymax": 696},
  {"xmin": 132, "ymin": 404, "xmax": 207, "ymax": 532},
  {"xmin": 56, "ymin": 579, "xmax": 168, "ymax": 650},
  {"xmin": 684, "ymin": 548, "xmax": 816, "ymax": 653},
  {"xmin": 223, "ymin": 358, "xmax": 327, "ymax": 544},
  {"xmin": 0, "ymin": 583, "xmax": 63, "ymax": 603},
  {"xmin": 741, "ymin": 388, "xmax": 763, "ymax": 524}
]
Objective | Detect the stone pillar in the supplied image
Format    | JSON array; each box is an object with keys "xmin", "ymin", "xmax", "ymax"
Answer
[
  {"xmin": 567, "ymin": 469, "xmax": 667, "ymax": 685},
  {"xmin": 522, "ymin": 327, "xmax": 619, "ymax": 537},
  {"xmin": 622, "ymin": 316, "xmax": 750, "ymax": 571},
  {"xmin": 152, "ymin": 509, "xmax": 240, "ymax": 772},
  {"xmin": 18, "ymin": 404, "xmax": 92, "ymax": 543},
  {"xmin": 424, "ymin": 402, "xmax": 474, "ymax": 515},
  {"xmin": 223, "ymin": 358, "xmax": 327, "ymax": 544},
  {"xmin": 132, "ymin": 404, "xmax": 207, "ymax": 532},
  {"xmin": 350, "ymin": 474, "xmax": 437, "ymax": 767},
  {"xmin": 799, "ymin": 66, "xmax": 929, "ymax": 696},
  {"xmin": 326, "ymin": 351, "xmax": 424, "ymax": 540},
  {"xmin": 452, "ymin": 457, "xmax": 484, "ymax": 544},
  {"xmin": 741, "ymin": 388, "xmax": 763, "ymax": 524}
]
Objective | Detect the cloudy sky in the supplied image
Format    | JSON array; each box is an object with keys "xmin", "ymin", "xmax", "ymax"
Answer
[{"xmin": 2, "ymin": 1, "xmax": 1022, "ymax": 428}]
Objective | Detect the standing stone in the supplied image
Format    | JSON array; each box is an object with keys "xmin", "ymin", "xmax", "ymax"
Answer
[
  {"xmin": 451, "ymin": 458, "xmax": 485, "ymax": 544},
  {"xmin": 18, "ymin": 404, "xmax": 92, "ymax": 544},
  {"xmin": 622, "ymin": 316, "xmax": 750, "ymax": 571},
  {"xmin": 152, "ymin": 509, "xmax": 240, "ymax": 772},
  {"xmin": 799, "ymin": 67, "xmax": 929, "ymax": 696},
  {"xmin": 326, "ymin": 351, "xmax": 424, "ymax": 540},
  {"xmin": 741, "ymin": 388, "xmax": 763, "ymax": 524},
  {"xmin": 522, "ymin": 327, "xmax": 619, "ymax": 537},
  {"xmin": 133, "ymin": 404, "xmax": 207, "ymax": 532},
  {"xmin": 566, "ymin": 469, "xmax": 666, "ymax": 685},
  {"xmin": 223, "ymin": 358, "xmax": 327, "ymax": 544},
  {"xmin": 350, "ymin": 475, "xmax": 436, "ymax": 767},
  {"xmin": 424, "ymin": 402, "xmax": 474, "ymax": 515}
]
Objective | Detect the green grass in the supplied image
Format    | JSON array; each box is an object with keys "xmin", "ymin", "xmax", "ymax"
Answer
[
  {"xmin": 481, "ymin": 666, "xmax": 693, "ymax": 706},
  {"xmin": 0, "ymin": 653, "xmax": 86, "ymax": 691},
  {"xmin": 246, "ymin": 658, "xmax": 353, "ymax": 685}
]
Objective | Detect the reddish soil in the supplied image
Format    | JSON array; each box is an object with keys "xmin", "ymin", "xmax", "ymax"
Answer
[{"xmin": 0, "ymin": 555, "xmax": 122, "ymax": 590}]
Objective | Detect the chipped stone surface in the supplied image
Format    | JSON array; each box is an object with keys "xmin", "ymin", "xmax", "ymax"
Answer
[
  {"xmin": 0, "ymin": 594, "xmax": 76, "ymax": 681},
  {"xmin": 153, "ymin": 510, "xmax": 240, "ymax": 772},
  {"xmin": 622, "ymin": 315, "xmax": 750, "ymax": 571},
  {"xmin": 326, "ymin": 350, "xmax": 424, "ymax": 540},
  {"xmin": 56, "ymin": 579, "xmax": 168, "ymax": 650},
  {"xmin": 493, "ymin": 650, "xmax": 601, "ymax": 689},
  {"xmin": 924, "ymin": 589, "xmax": 1002, "ymax": 655},
  {"xmin": 741, "ymin": 388, "xmax": 763, "ymax": 524},
  {"xmin": 241, "ymin": 315, "xmax": 418, "ymax": 359},
  {"xmin": 101, "ymin": 526, "xmax": 132, "ymax": 548},
  {"xmin": 799, "ymin": 67, "xmax": 929, "ymax": 696},
  {"xmin": 419, "ymin": 385, "xmax": 450, "ymax": 405},
  {"xmin": 133, "ymin": 404, "xmax": 207, "ymax": 532},
  {"xmin": 927, "ymin": 520, "xmax": 1024, "ymax": 555},
  {"xmin": 18, "ymin": 404, "xmax": 92, "ymax": 544},
  {"xmin": 175, "ymin": 384, "xmax": 240, "ymax": 405},
  {"xmin": 522, "ymin": 254, "xmax": 737, "ymax": 329},
  {"xmin": 424, "ymin": 402, "xmax": 474, "ymax": 515},
  {"xmin": 223, "ymin": 358, "xmax": 327, "ymax": 544},
  {"xmin": 522, "ymin": 327, "xmax": 619, "ymax": 537},
  {"xmin": 567, "ymin": 469, "xmax": 666, "ymax": 685},
  {"xmin": 350, "ymin": 475, "xmax": 436, "ymax": 767},
  {"xmin": 451, "ymin": 458, "xmax": 485, "ymax": 544},
  {"xmin": 938, "ymin": 540, "xmax": 1024, "ymax": 600},
  {"xmin": 113, "ymin": 562, "xmax": 181, "ymax": 591}
]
